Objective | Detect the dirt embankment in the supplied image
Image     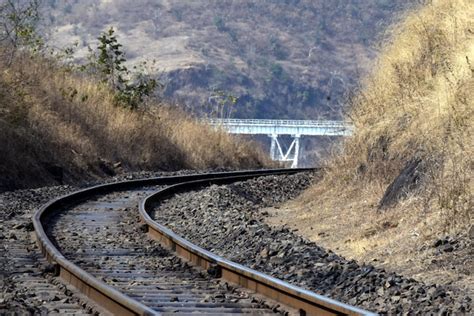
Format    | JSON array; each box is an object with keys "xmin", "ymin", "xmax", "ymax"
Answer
[{"xmin": 269, "ymin": 0, "xmax": 473, "ymax": 300}]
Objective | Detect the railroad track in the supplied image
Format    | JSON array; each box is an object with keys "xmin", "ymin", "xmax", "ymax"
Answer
[{"xmin": 33, "ymin": 169, "xmax": 376, "ymax": 316}]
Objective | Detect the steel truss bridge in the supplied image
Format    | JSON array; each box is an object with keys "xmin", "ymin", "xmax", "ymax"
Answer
[{"xmin": 207, "ymin": 119, "xmax": 353, "ymax": 168}]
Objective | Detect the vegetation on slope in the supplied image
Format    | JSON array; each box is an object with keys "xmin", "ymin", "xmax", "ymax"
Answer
[
  {"xmin": 0, "ymin": 51, "xmax": 268, "ymax": 191},
  {"xmin": 328, "ymin": 0, "xmax": 473, "ymax": 223},
  {"xmin": 0, "ymin": 2, "xmax": 269, "ymax": 191},
  {"xmin": 277, "ymin": 0, "xmax": 473, "ymax": 291},
  {"xmin": 43, "ymin": 0, "xmax": 413, "ymax": 119}
]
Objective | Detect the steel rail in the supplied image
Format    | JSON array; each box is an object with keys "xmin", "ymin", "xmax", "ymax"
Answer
[
  {"xmin": 33, "ymin": 168, "xmax": 311, "ymax": 315},
  {"xmin": 140, "ymin": 174, "xmax": 377, "ymax": 316}
]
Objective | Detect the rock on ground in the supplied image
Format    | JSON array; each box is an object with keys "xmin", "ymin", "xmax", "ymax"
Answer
[
  {"xmin": 0, "ymin": 185, "xmax": 95, "ymax": 314},
  {"xmin": 150, "ymin": 172, "xmax": 472, "ymax": 315}
]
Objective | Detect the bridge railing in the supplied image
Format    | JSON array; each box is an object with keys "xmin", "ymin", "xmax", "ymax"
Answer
[{"xmin": 207, "ymin": 118, "xmax": 351, "ymax": 128}]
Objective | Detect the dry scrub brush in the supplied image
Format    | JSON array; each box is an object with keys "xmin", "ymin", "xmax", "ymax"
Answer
[
  {"xmin": 0, "ymin": 50, "xmax": 269, "ymax": 190},
  {"xmin": 303, "ymin": 0, "xmax": 473, "ymax": 230}
]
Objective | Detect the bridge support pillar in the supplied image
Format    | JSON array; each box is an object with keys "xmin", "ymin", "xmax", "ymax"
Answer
[
  {"xmin": 291, "ymin": 135, "xmax": 300, "ymax": 168},
  {"xmin": 268, "ymin": 134, "xmax": 301, "ymax": 168},
  {"xmin": 270, "ymin": 134, "xmax": 278, "ymax": 160}
]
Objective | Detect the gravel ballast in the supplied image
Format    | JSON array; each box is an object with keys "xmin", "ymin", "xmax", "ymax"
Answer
[
  {"xmin": 150, "ymin": 172, "xmax": 472, "ymax": 314},
  {"xmin": 0, "ymin": 171, "xmax": 198, "ymax": 314},
  {"xmin": 45, "ymin": 187, "xmax": 285, "ymax": 315},
  {"xmin": 0, "ymin": 185, "xmax": 95, "ymax": 314}
]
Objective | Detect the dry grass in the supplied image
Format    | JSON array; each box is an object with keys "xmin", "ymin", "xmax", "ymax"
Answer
[
  {"xmin": 0, "ymin": 50, "xmax": 269, "ymax": 190},
  {"xmin": 271, "ymin": 0, "xmax": 473, "ymax": 291}
]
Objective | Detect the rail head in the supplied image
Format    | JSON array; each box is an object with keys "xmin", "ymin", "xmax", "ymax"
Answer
[
  {"xmin": 139, "ymin": 175, "xmax": 377, "ymax": 316},
  {"xmin": 32, "ymin": 168, "xmax": 312, "ymax": 316}
]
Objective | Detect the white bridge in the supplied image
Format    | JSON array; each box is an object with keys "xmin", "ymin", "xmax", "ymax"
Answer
[{"xmin": 207, "ymin": 119, "xmax": 353, "ymax": 168}]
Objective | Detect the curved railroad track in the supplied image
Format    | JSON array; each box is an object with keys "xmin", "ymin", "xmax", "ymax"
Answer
[{"xmin": 33, "ymin": 169, "xmax": 375, "ymax": 316}]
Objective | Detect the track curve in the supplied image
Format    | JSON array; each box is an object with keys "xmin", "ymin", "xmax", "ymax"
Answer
[{"xmin": 33, "ymin": 169, "xmax": 376, "ymax": 316}]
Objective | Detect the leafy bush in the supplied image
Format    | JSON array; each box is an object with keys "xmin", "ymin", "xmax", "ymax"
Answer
[{"xmin": 87, "ymin": 27, "xmax": 158, "ymax": 109}]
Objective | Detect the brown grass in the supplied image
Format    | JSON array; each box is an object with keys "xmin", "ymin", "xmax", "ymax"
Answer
[
  {"xmin": 0, "ymin": 50, "xmax": 270, "ymax": 190},
  {"xmin": 270, "ymin": 0, "xmax": 473, "ymax": 292}
]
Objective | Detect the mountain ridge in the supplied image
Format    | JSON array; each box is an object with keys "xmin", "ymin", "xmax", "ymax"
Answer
[{"xmin": 43, "ymin": 0, "xmax": 414, "ymax": 119}]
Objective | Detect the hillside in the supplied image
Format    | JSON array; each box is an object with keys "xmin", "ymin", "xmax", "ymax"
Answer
[
  {"xmin": 269, "ymin": 0, "xmax": 473, "ymax": 295},
  {"xmin": 0, "ymin": 48, "xmax": 268, "ymax": 191},
  {"xmin": 42, "ymin": 0, "xmax": 413, "ymax": 119}
]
